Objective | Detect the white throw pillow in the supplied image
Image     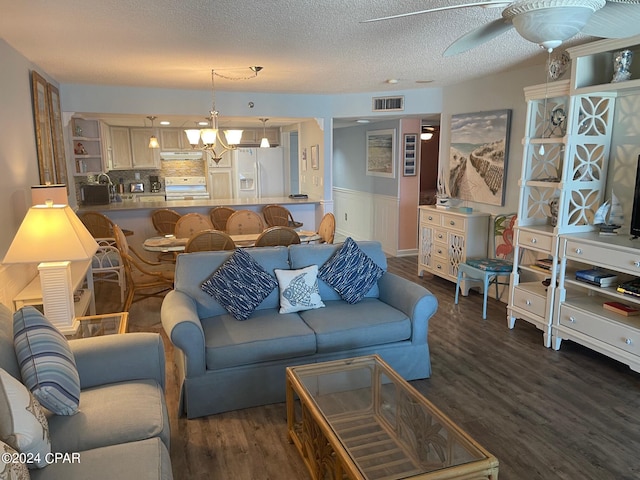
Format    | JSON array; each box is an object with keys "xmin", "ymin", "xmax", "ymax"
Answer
[
  {"xmin": 275, "ymin": 265, "xmax": 325, "ymax": 314},
  {"xmin": 0, "ymin": 439, "xmax": 30, "ymax": 479},
  {"xmin": 0, "ymin": 369, "xmax": 50, "ymax": 469}
]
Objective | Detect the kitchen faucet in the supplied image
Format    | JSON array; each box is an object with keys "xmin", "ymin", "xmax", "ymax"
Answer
[{"xmin": 97, "ymin": 172, "xmax": 112, "ymax": 185}]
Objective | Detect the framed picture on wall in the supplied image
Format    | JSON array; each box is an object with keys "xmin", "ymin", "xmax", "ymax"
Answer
[
  {"xmin": 301, "ymin": 147, "xmax": 307, "ymax": 171},
  {"xmin": 403, "ymin": 133, "xmax": 417, "ymax": 176},
  {"xmin": 366, "ymin": 129, "xmax": 395, "ymax": 178},
  {"xmin": 47, "ymin": 83, "xmax": 68, "ymax": 189},
  {"xmin": 31, "ymin": 70, "xmax": 56, "ymax": 185},
  {"xmin": 448, "ymin": 109, "xmax": 512, "ymax": 206}
]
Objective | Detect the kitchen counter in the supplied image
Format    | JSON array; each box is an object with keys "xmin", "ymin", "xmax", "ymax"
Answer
[
  {"xmin": 77, "ymin": 196, "xmax": 322, "ymax": 259},
  {"xmin": 77, "ymin": 196, "xmax": 319, "ymax": 213}
]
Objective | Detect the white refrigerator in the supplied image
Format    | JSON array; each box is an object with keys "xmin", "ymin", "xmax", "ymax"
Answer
[{"xmin": 234, "ymin": 147, "xmax": 285, "ymax": 198}]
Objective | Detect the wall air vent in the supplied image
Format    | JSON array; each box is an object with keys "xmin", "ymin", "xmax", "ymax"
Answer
[{"xmin": 372, "ymin": 96, "xmax": 404, "ymax": 112}]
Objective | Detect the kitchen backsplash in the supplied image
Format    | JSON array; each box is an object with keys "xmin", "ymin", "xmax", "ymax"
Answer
[{"xmin": 73, "ymin": 158, "xmax": 207, "ymax": 203}]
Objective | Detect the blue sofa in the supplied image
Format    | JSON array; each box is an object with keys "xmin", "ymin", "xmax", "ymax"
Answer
[
  {"xmin": 161, "ymin": 241, "xmax": 438, "ymax": 419},
  {"xmin": 0, "ymin": 303, "xmax": 172, "ymax": 480}
]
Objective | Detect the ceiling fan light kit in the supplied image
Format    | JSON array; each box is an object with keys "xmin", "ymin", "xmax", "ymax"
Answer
[
  {"xmin": 366, "ymin": 0, "xmax": 640, "ymax": 55},
  {"xmin": 504, "ymin": 0, "xmax": 606, "ymax": 51}
]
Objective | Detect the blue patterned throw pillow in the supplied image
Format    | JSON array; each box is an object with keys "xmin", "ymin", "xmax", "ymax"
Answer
[
  {"xmin": 201, "ymin": 248, "xmax": 278, "ymax": 321},
  {"xmin": 318, "ymin": 237, "xmax": 385, "ymax": 304},
  {"xmin": 13, "ymin": 306, "xmax": 81, "ymax": 416}
]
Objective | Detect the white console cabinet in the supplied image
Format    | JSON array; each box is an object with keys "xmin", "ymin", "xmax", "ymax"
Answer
[
  {"xmin": 418, "ymin": 206, "xmax": 489, "ymax": 283},
  {"xmin": 555, "ymin": 233, "xmax": 640, "ymax": 372}
]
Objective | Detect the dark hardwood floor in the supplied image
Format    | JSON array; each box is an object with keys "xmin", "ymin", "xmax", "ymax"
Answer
[{"xmin": 95, "ymin": 255, "xmax": 640, "ymax": 480}]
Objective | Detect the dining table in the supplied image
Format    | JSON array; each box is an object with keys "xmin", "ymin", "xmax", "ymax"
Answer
[{"xmin": 143, "ymin": 230, "xmax": 321, "ymax": 252}]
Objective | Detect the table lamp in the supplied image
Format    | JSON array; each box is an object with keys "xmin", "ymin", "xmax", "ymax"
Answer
[{"xmin": 3, "ymin": 201, "xmax": 98, "ymax": 333}]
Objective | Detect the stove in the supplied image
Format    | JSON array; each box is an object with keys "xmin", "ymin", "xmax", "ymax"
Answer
[{"xmin": 164, "ymin": 176, "xmax": 210, "ymax": 200}]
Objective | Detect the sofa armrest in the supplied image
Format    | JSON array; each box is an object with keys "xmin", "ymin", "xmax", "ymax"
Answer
[
  {"xmin": 160, "ymin": 290, "xmax": 206, "ymax": 377},
  {"xmin": 377, "ymin": 272, "xmax": 438, "ymax": 345},
  {"xmin": 69, "ymin": 332, "xmax": 166, "ymax": 390}
]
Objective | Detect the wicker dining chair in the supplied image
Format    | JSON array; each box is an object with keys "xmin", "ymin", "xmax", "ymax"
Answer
[
  {"xmin": 317, "ymin": 212, "xmax": 336, "ymax": 244},
  {"xmin": 226, "ymin": 210, "xmax": 265, "ymax": 235},
  {"xmin": 262, "ymin": 204, "xmax": 303, "ymax": 229},
  {"xmin": 185, "ymin": 230, "xmax": 236, "ymax": 252},
  {"xmin": 80, "ymin": 211, "xmax": 115, "ymax": 238},
  {"xmin": 175, "ymin": 212, "xmax": 214, "ymax": 239},
  {"xmin": 113, "ymin": 224, "xmax": 174, "ymax": 311},
  {"xmin": 254, "ymin": 226, "xmax": 301, "ymax": 247},
  {"xmin": 151, "ymin": 209, "xmax": 181, "ymax": 236},
  {"xmin": 209, "ymin": 206, "xmax": 236, "ymax": 231}
]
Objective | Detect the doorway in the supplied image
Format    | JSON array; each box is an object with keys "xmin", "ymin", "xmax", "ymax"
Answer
[{"xmin": 419, "ymin": 126, "xmax": 440, "ymax": 205}]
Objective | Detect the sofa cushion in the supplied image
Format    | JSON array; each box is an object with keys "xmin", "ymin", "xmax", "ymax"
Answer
[
  {"xmin": 13, "ymin": 307, "xmax": 80, "ymax": 416},
  {"xmin": 201, "ymin": 310, "xmax": 316, "ymax": 370},
  {"xmin": 30, "ymin": 438, "xmax": 173, "ymax": 480},
  {"xmin": 299, "ymin": 299, "xmax": 411, "ymax": 353},
  {"xmin": 0, "ymin": 304, "xmax": 20, "ymax": 380},
  {"xmin": 275, "ymin": 265, "xmax": 325, "ymax": 314},
  {"xmin": 46, "ymin": 379, "xmax": 169, "ymax": 454},
  {"xmin": 201, "ymin": 248, "xmax": 278, "ymax": 321},
  {"xmin": 176, "ymin": 247, "xmax": 289, "ymax": 319},
  {"xmin": 318, "ymin": 238, "xmax": 385, "ymax": 304},
  {"xmin": 1, "ymin": 438, "xmax": 30, "ymax": 479},
  {"xmin": 0, "ymin": 368, "xmax": 50, "ymax": 469},
  {"xmin": 289, "ymin": 241, "xmax": 387, "ymax": 301}
]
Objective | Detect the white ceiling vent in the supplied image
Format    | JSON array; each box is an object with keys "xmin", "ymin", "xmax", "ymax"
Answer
[{"xmin": 372, "ymin": 96, "xmax": 404, "ymax": 112}]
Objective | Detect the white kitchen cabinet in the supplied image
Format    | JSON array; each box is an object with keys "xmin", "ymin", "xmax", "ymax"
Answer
[
  {"xmin": 209, "ymin": 170, "xmax": 233, "ymax": 199},
  {"xmin": 130, "ymin": 128, "xmax": 160, "ymax": 169},
  {"xmin": 159, "ymin": 128, "xmax": 191, "ymax": 151},
  {"xmin": 109, "ymin": 126, "xmax": 133, "ymax": 170},
  {"xmin": 555, "ymin": 233, "xmax": 640, "ymax": 372},
  {"xmin": 418, "ymin": 206, "xmax": 490, "ymax": 283}
]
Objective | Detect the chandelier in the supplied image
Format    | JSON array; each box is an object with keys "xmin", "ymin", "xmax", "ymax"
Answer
[{"xmin": 185, "ymin": 67, "xmax": 262, "ymax": 164}]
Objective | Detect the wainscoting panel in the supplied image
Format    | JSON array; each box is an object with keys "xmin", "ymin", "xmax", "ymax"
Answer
[
  {"xmin": 333, "ymin": 187, "xmax": 399, "ymax": 255},
  {"xmin": 373, "ymin": 194, "xmax": 399, "ymax": 255}
]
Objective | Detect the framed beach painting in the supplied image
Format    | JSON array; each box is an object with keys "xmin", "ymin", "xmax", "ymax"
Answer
[
  {"xmin": 448, "ymin": 109, "xmax": 511, "ymax": 206},
  {"xmin": 366, "ymin": 129, "xmax": 396, "ymax": 178}
]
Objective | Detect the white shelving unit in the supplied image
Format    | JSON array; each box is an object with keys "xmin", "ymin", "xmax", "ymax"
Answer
[
  {"xmin": 545, "ymin": 35, "xmax": 640, "ymax": 368},
  {"xmin": 508, "ymin": 47, "xmax": 619, "ymax": 346}
]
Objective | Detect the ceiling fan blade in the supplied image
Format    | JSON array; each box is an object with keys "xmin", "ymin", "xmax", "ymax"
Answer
[
  {"xmin": 581, "ymin": 2, "xmax": 640, "ymax": 38},
  {"xmin": 444, "ymin": 18, "xmax": 515, "ymax": 56},
  {"xmin": 361, "ymin": 1, "xmax": 511, "ymax": 23}
]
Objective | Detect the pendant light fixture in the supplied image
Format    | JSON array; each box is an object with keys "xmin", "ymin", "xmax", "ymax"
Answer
[
  {"xmin": 185, "ymin": 67, "xmax": 262, "ymax": 164},
  {"xmin": 147, "ymin": 116, "xmax": 160, "ymax": 149},
  {"xmin": 259, "ymin": 118, "xmax": 270, "ymax": 148}
]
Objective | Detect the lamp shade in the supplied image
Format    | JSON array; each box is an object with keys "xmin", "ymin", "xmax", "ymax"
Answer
[
  {"xmin": 201, "ymin": 128, "xmax": 218, "ymax": 146},
  {"xmin": 31, "ymin": 184, "xmax": 67, "ymax": 206},
  {"xmin": 148, "ymin": 135, "xmax": 160, "ymax": 149},
  {"xmin": 3, "ymin": 204, "xmax": 98, "ymax": 264},
  {"xmin": 224, "ymin": 130, "xmax": 243, "ymax": 145}
]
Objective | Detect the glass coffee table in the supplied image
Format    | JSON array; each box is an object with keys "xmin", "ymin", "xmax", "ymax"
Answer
[
  {"xmin": 67, "ymin": 312, "xmax": 129, "ymax": 339},
  {"xmin": 286, "ymin": 355, "xmax": 499, "ymax": 480}
]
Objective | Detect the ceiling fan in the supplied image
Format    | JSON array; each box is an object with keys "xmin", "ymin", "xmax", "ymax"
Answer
[{"xmin": 363, "ymin": 1, "xmax": 640, "ymax": 55}]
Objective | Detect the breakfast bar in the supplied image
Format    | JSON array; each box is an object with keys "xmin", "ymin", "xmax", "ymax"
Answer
[{"xmin": 77, "ymin": 196, "xmax": 322, "ymax": 257}]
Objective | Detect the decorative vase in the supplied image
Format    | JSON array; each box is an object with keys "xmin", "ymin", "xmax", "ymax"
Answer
[
  {"xmin": 612, "ymin": 49, "xmax": 633, "ymax": 83},
  {"xmin": 548, "ymin": 197, "xmax": 560, "ymax": 227}
]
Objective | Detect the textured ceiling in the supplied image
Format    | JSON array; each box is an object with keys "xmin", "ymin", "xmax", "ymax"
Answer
[{"xmin": 0, "ymin": 0, "xmax": 601, "ymax": 96}]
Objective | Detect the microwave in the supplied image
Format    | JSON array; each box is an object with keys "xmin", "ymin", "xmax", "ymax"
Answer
[{"xmin": 81, "ymin": 184, "xmax": 110, "ymax": 205}]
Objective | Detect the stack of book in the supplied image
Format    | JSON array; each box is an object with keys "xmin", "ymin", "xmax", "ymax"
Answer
[
  {"xmin": 534, "ymin": 258, "xmax": 558, "ymax": 272},
  {"xmin": 575, "ymin": 269, "xmax": 618, "ymax": 287},
  {"xmin": 603, "ymin": 301, "xmax": 640, "ymax": 316},
  {"xmin": 617, "ymin": 278, "xmax": 640, "ymax": 297}
]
